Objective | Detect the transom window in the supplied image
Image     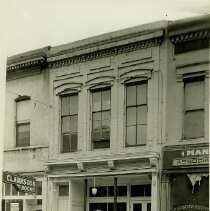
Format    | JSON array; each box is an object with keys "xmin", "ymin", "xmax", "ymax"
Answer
[
  {"xmin": 61, "ymin": 94, "xmax": 78, "ymax": 153},
  {"xmin": 184, "ymin": 76, "xmax": 205, "ymax": 139},
  {"xmin": 126, "ymin": 81, "xmax": 147, "ymax": 146},
  {"xmin": 92, "ymin": 88, "xmax": 111, "ymax": 149}
]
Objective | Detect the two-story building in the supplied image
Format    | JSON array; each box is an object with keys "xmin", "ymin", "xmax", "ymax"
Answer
[
  {"xmin": 2, "ymin": 14, "xmax": 209, "ymax": 211},
  {"xmin": 2, "ymin": 47, "xmax": 51, "ymax": 211}
]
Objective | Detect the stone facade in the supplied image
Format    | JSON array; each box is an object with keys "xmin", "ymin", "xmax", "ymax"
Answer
[{"xmin": 2, "ymin": 15, "xmax": 209, "ymax": 211}]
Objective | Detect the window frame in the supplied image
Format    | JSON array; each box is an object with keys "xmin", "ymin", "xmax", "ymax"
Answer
[
  {"xmin": 183, "ymin": 76, "xmax": 205, "ymax": 140},
  {"xmin": 125, "ymin": 80, "xmax": 148, "ymax": 147},
  {"xmin": 60, "ymin": 93, "xmax": 79, "ymax": 153},
  {"xmin": 15, "ymin": 97, "xmax": 31, "ymax": 148},
  {"xmin": 91, "ymin": 87, "xmax": 111, "ymax": 150}
]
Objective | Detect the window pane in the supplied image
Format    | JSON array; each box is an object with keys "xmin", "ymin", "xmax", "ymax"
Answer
[
  {"xmin": 147, "ymin": 203, "xmax": 151, "ymax": 211},
  {"xmin": 93, "ymin": 112, "xmax": 101, "ymax": 131},
  {"xmin": 36, "ymin": 181, "xmax": 42, "ymax": 195},
  {"xmin": 5, "ymin": 183, "xmax": 10, "ymax": 196},
  {"xmin": 108, "ymin": 203, "xmax": 127, "ymax": 211},
  {"xmin": 70, "ymin": 95, "xmax": 78, "ymax": 115},
  {"xmin": 70, "ymin": 116, "xmax": 78, "ymax": 133},
  {"xmin": 102, "ymin": 90, "xmax": 111, "ymax": 110},
  {"xmin": 137, "ymin": 125, "xmax": 147, "ymax": 145},
  {"xmin": 137, "ymin": 106, "xmax": 147, "ymax": 125},
  {"xmin": 145, "ymin": 184, "xmax": 151, "ymax": 196},
  {"xmin": 108, "ymin": 186, "xmax": 127, "ymax": 196},
  {"xmin": 102, "ymin": 130, "xmax": 110, "ymax": 140},
  {"xmin": 17, "ymin": 124, "xmax": 30, "ymax": 147},
  {"xmin": 185, "ymin": 80, "xmax": 204, "ymax": 110},
  {"xmin": 61, "ymin": 97, "xmax": 70, "ymax": 116},
  {"xmin": 127, "ymin": 85, "xmax": 136, "ymax": 106},
  {"xmin": 59, "ymin": 185, "xmax": 69, "ymax": 196},
  {"xmin": 92, "ymin": 131, "xmax": 101, "ymax": 141},
  {"xmin": 89, "ymin": 203, "xmax": 107, "ymax": 211},
  {"xmin": 131, "ymin": 185, "xmax": 144, "ymax": 197},
  {"xmin": 93, "ymin": 140, "xmax": 110, "ymax": 149},
  {"xmin": 12, "ymin": 185, "xmax": 18, "ymax": 196},
  {"xmin": 133, "ymin": 203, "xmax": 142, "ymax": 211},
  {"xmin": 62, "ymin": 116, "xmax": 70, "ymax": 133},
  {"xmin": 89, "ymin": 186, "xmax": 107, "ymax": 197},
  {"xmin": 126, "ymin": 126, "xmax": 136, "ymax": 146},
  {"xmin": 184, "ymin": 110, "xmax": 204, "ymax": 138},
  {"xmin": 70, "ymin": 134, "xmax": 77, "ymax": 152},
  {"xmin": 93, "ymin": 92, "xmax": 101, "ymax": 112},
  {"xmin": 127, "ymin": 107, "xmax": 136, "ymax": 126},
  {"xmin": 62, "ymin": 134, "xmax": 70, "ymax": 153},
  {"xmin": 102, "ymin": 120, "xmax": 110, "ymax": 131},
  {"xmin": 93, "ymin": 120, "xmax": 101, "ymax": 131},
  {"xmin": 17, "ymin": 100, "xmax": 31, "ymax": 122},
  {"xmin": 137, "ymin": 83, "xmax": 147, "ymax": 105},
  {"xmin": 102, "ymin": 111, "xmax": 110, "ymax": 120}
]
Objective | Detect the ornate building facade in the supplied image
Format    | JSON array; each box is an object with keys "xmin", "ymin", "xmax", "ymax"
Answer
[{"xmin": 2, "ymin": 15, "xmax": 209, "ymax": 211}]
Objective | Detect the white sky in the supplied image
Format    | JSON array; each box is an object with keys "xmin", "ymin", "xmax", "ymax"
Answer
[{"xmin": 4, "ymin": 0, "xmax": 210, "ymax": 56}]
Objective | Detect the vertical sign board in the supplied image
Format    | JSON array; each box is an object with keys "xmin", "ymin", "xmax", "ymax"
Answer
[{"xmin": 3, "ymin": 172, "xmax": 36, "ymax": 194}]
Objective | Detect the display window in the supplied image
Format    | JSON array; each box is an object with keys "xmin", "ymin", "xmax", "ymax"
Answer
[{"xmin": 170, "ymin": 174, "xmax": 209, "ymax": 211}]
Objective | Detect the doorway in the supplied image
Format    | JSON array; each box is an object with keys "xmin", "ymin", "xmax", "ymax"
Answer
[{"xmin": 131, "ymin": 201, "xmax": 151, "ymax": 211}]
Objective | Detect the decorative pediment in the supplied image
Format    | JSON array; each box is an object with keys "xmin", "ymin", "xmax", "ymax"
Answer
[
  {"xmin": 85, "ymin": 75, "xmax": 115, "ymax": 87},
  {"xmin": 54, "ymin": 82, "xmax": 82, "ymax": 96}
]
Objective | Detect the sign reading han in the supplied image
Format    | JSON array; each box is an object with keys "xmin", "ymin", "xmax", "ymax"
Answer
[
  {"xmin": 163, "ymin": 145, "xmax": 209, "ymax": 170},
  {"xmin": 3, "ymin": 172, "xmax": 36, "ymax": 193}
]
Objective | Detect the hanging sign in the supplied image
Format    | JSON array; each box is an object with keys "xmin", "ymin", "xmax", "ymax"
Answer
[
  {"xmin": 163, "ymin": 145, "xmax": 209, "ymax": 170},
  {"xmin": 3, "ymin": 171, "xmax": 36, "ymax": 193}
]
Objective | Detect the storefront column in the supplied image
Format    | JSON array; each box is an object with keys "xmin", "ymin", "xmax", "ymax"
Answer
[
  {"xmin": 42, "ymin": 176, "xmax": 48, "ymax": 211},
  {"xmin": 48, "ymin": 179, "xmax": 57, "ymax": 211},
  {"xmin": 151, "ymin": 172, "xmax": 159, "ymax": 211},
  {"xmin": 161, "ymin": 173, "xmax": 170, "ymax": 211},
  {"xmin": 84, "ymin": 179, "xmax": 87, "ymax": 211}
]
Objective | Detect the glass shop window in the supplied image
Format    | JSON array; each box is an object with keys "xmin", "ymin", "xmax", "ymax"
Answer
[
  {"xmin": 16, "ymin": 98, "xmax": 31, "ymax": 147},
  {"xmin": 61, "ymin": 94, "xmax": 78, "ymax": 153},
  {"xmin": 92, "ymin": 88, "xmax": 111, "ymax": 149},
  {"xmin": 59, "ymin": 185, "xmax": 69, "ymax": 196},
  {"xmin": 170, "ymin": 174, "xmax": 209, "ymax": 210},
  {"xmin": 126, "ymin": 81, "xmax": 147, "ymax": 146},
  {"xmin": 131, "ymin": 184, "xmax": 151, "ymax": 197},
  {"xmin": 89, "ymin": 186, "xmax": 127, "ymax": 197},
  {"xmin": 36, "ymin": 181, "xmax": 42, "ymax": 195},
  {"xmin": 184, "ymin": 76, "xmax": 205, "ymax": 139}
]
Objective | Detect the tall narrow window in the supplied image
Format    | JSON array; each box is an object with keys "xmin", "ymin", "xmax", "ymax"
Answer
[
  {"xmin": 126, "ymin": 81, "xmax": 147, "ymax": 146},
  {"xmin": 16, "ymin": 97, "xmax": 31, "ymax": 147},
  {"xmin": 61, "ymin": 94, "xmax": 78, "ymax": 153},
  {"xmin": 92, "ymin": 88, "xmax": 111, "ymax": 149},
  {"xmin": 184, "ymin": 76, "xmax": 205, "ymax": 139}
]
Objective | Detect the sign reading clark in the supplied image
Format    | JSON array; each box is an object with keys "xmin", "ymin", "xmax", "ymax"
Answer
[
  {"xmin": 3, "ymin": 171, "xmax": 36, "ymax": 193},
  {"xmin": 163, "ymin": 145, "xmax": 209, "ymax": 170}
]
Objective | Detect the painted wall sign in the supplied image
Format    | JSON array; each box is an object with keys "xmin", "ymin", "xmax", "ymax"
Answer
[
  {"xmin": 163, "ymin": 145, "xmax": 209, "ymax": 170},
  {"xmin": 3, "ymin": 171, "xmax": 36, "ymax": 193}
]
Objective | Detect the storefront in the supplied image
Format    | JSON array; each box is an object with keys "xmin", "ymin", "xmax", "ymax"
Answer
[
  {"xmin": 162, "ymin": 144, "xmax": 209, "ymax": 211},
  {"xmin": 47, "ymin": 154, "xmax": 159, "ymax": 211},
  {"xmin": 2, "ymin": 172, "xmax": 47, "ymax": 211}
]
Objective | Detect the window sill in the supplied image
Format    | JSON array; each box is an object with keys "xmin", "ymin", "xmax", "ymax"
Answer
[
  {"xmin": 179, "ymin": 137, "xmax": 207, "ymax": 144},
  {"xmin": 4, "ymin": 145, "xmax": 49, "ymax": 152}
]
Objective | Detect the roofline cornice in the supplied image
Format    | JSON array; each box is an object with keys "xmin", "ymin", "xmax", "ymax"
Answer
[
  {"xmin": 169, "ymin": 28, "xmax": 210, "ymax": 44},
  {"xmin": 48, "ymin": 35, "xmax": 164, "ymax": 69}
]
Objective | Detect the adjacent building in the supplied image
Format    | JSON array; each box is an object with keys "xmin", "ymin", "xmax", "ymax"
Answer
[{"xmin": 2, "ymin": 15, "xmax": 209, "ymax": 211}]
